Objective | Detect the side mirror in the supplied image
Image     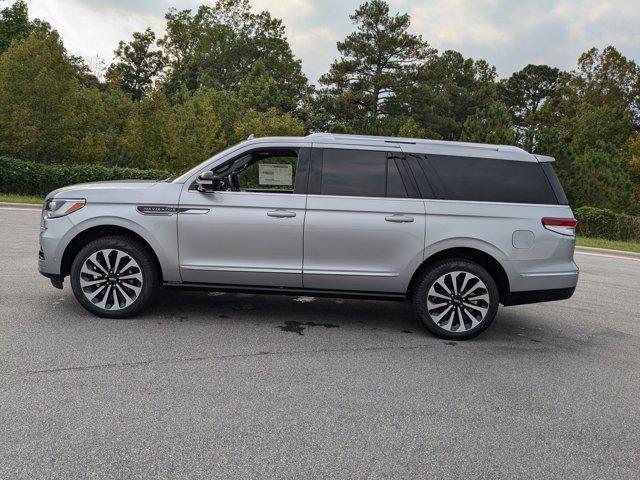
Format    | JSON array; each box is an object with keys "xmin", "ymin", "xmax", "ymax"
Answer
[{"xmin": 196, "ymin": 171, "xmax": 215, "ymax": 193}]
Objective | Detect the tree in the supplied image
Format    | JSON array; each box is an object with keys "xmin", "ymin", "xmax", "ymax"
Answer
[
  {"xmin": 535, "ymin": 47, "xmax": 638, "ymax": 181},
  {"xmin": 391, "ymin": 50, "xmax": 497, "ymax": 140},
  {"xmin": 499, "ymin": 64, "xmax": 560, "ymax": 151},
  {"xmin": 106, "ymin": 28, "xmax": 165, "ymax": 101},
  {"xmin": 460, "ymin": 101, "xmax": 515, "ymax": 145},
  {"xmin": 0, "ymin": 29, "xmax": 80, "ymax": 163},
  {"xmin": 0, "ymin": 0, "xmax": 31, "ymax": 54},
  {"xmin": 574, "ymin": 46, "xmax": 640, "ymax": 129},
  {"xmin": 121, "ymin": 90, "xmax": 177, "ymax": 170},
  {"xmin": 232, "ymin": 108, "xmax": 305, "ymax": 144},
  {"xmin": 569, "ymin": 148, "xmax": 635, "ymax": 212},
  {"xmin": 158, "ymin": 0, "xmax": 307, "ymax": 105},
  {"xmin": 171, "ymin": 92, "xmax": 227, "ymax": 171},
  {"xmin": 623, "ymin": 134, "xmax": 640, "ymax": 206},
  {"xmin": 238, "ymin": 60, "xmax": 297, "ymax": 113},
  {"xmin": 318, "ymin": 0, "xmax": 432, "ymax": 134},
  {"xmin": 397, "ymin": 117, "xmax": 425, "ymax": 139}
]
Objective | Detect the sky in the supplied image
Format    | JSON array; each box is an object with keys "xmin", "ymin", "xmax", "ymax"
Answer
[{"xmin": 22, "ymin": 0, "xmax": 640, "ymax": 83}]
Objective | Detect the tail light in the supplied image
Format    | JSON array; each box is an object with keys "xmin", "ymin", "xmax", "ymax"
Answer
[{"xmin": 542, "ymin": 217, "xmax": 577, "ymax": 236}]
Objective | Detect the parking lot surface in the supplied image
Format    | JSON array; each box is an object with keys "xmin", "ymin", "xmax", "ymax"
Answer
[{"xmin": 1, "ymin": 207, "xmax": 639, "ymax": 479}]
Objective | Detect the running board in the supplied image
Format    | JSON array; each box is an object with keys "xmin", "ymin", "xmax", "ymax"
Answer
[{"xmin": 163, "ymin": 282, "xmax": 407, "ymax": 302}]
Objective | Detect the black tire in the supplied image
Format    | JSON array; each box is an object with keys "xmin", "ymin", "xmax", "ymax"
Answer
[
  {"xmin": 70, "ymin": 236, "xmax": 159, "ymax": 318},
  {"xmin": 412, "ymin": 259, "xmax": 499, "ymax": 340}
]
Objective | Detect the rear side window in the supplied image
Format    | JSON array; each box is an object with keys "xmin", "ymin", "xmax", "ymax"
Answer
[
  {"xmin": 320, "ymin": 149, "xmax": 407, "ymax": 198},
  {"xmin": 540, "ymin": 162, "xmax": 568, "ymax": 205},
  {"xmin": 421, "ymin": 155, "xmax": 558, "ymax": 204}
]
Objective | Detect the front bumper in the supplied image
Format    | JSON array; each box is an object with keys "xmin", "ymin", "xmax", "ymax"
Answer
[{"xmin": 38, "ymin": 215, "xmax": 75, "ymax": 278}]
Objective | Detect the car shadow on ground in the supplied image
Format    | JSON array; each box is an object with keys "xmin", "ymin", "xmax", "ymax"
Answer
[{"xmin": 134, "ymin": 288, "xmax": 564, "ymax": 346}]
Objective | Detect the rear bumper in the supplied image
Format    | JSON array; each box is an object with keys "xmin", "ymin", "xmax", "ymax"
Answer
[{"xmin": 502, "ymin": 286, "xmax": 576, "ymax": 306}]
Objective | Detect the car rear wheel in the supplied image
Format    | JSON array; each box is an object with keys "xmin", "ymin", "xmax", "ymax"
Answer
[
  {"xmin": 70, "ymin": 236, "xmax": 159, "ymax": 318},
  {"xmin": 412, "ymin": 259, "xmax": 499, "ymax": 340}
]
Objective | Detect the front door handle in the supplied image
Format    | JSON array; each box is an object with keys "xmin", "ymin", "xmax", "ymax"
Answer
[
  {"xmin": 385, "ymin": 214, "xmax": 414, "ymax": 223},
  {"xmin": 267, "ymin": 210, "xmax": 296, "ymax": 218}
]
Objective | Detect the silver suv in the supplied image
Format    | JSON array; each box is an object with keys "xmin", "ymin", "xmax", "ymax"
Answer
[{"xmin": 38, "ymin": 133, "xmax": 579, "ymax": 339}]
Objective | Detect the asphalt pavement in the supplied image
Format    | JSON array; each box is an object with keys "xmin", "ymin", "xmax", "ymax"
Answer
[{"xmin": 1, "ymin": 207, "xmax": 639, "ymax": 479}]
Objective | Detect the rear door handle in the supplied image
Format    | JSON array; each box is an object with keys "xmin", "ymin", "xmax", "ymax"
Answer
[
  {"xmin": 267, "ymin": 210, "xmax": 296, "ymax": 218},
  {"xmin": 385, "ymin": 214, "xmax": 414, "ymax": 223}
]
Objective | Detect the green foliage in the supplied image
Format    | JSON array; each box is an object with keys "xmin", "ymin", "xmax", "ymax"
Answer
[
  {"xmin": 393, "ymin": 50, "xmax": 497, "ymax": 140},
  {"xmin": 158, "ymin": 0, "xmax": 307, "ymax": 105},
  {"xmin": 0, "ymin": 29, "xmax": 81, "ymax": 163},
  {"xmin": 318, "ymin": 0, "xmax": 432, "ymax": 134},
  {"xmin": 623, "ymin": 134, "xmax": 640, "ymax": 203},
  {"xmin": 0, "ymin": 156, "xmax": 169, "ymax": 197},
  {"xmin": 499, "ymin": 64, "xmax": 560, "ymax": 151},
  {"xmin": 238, "ymin": 60, "xmax": 297, "ymax": 113},
  {"xmin": 106, "ymin": 28, "xmax": 165, "ymax": 101},
  {"xmin": 232, "ymin": 108, "xmax": 305, "ymax": 144},
  {"xmin": 569, "ymin": 148, "xmax": 635, "ymax": 213},
  {"xmin": 0, "ymin": 0, "xmax": 31, "ymax": 53},
  {"xmin": 0, "ymin": 0, "xmax": 638, "ymax": 216},
  {"xmin": 397, "ymin": 117, "xmax": 425, "ymax": 139},
  {"xmin": 575, "ymin": 206, "xmax": 640, "ymax": 242},
  {"xmin": 460, "ymin": 101, "xmax": 515, "ymax": 145}
]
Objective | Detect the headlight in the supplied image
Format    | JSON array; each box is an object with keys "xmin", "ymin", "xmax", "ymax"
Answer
[{"xmin": 44, "ymin": 198, "xmax": 86, "ymax": 219}]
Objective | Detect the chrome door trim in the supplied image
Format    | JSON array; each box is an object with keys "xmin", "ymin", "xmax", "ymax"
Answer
[
  {"xmin": 181, "ymin": 265, "xmax": 302, "ymax": 274},
  {"xmin": 303, "ymin": 269, "xmax": 399, "ymax": 277}
]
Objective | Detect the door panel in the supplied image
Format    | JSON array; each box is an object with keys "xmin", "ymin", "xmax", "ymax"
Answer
[
  {"xmin": 178, "ymin": 190, "xmax": 305, "ymax": 287},
  {"xmin": 303, "ymin": 195, "xmax": 426, "ymax": 292}
]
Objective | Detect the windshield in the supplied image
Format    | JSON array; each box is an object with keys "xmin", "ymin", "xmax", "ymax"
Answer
[{"xmin": 171, "ymin": 143, "xmax": 245, "ymax": 184}]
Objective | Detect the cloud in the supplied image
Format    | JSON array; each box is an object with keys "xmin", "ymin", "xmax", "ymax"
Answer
[{"xmin": 24, "ymin": 0, "xmax": 640, "ymax": 82}]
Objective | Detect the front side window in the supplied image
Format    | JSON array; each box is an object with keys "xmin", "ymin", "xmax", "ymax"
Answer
[
  {"xmin": 320, "ymin": 149, "xmax": 407, "ymax": 198},
  {"xmin": 213, "ymin": 149, "xmax": 299, "ymax": 193}
]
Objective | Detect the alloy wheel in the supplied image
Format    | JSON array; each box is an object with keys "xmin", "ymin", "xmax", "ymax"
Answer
[
  {"xmin": 426, "ymin": 270, "xmax": 490, "ymax": 332},
  {"xmin": 79, "ymin": 249, "xmax": 143, "ymax": 310}
]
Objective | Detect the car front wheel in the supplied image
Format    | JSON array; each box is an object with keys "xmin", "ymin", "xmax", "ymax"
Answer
[
  {"xmin": 70, "ymin": 236, "xmax": 159, "ymax": 318},
  {"xmin": 413, "ymin": 259, "xmax": 499, "ymax": 340}
]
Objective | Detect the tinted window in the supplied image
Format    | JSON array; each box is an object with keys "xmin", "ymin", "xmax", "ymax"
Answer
[
  {"xmin": 321, "ymin": 149, "xmax": 387, "ymax": 197},
  {"xmin": 540, "ymin": 162, "xmax": 568, "ymax": 205},
  {"xmin": 422, "ymin": 155, "xmax": 558, "ymax": 204},
  {"xmin": 386, "ymin": 158, "xmax": 408, "ymax": 198}
]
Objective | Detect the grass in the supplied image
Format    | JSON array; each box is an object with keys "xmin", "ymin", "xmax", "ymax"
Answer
[
  {"xmin": 0, "ymin": 192, "xmax": 44, "ymax": 204},
  {"xmin": 576, "ymin": 236, "xmax": 640, "ymax": 254}
]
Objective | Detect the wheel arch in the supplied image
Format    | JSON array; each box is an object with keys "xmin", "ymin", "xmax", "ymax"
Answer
[
  {"xmin": 408, "ymin": 246, "xmax": 510, "ymax": 303},
  {"xmin": 60, "ymin": 224, "xmax": 163, "ymax": 281}
]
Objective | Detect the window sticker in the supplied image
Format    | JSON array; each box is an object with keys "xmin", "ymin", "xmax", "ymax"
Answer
[{"xmin": 259, "ymin": 164, "xmax": 293, "ymax": 186}]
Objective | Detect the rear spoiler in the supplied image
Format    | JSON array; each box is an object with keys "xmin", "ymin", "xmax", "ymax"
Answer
[{"xmin": 534, "ymin": 154, "xmax": 555, "ymax": 162}]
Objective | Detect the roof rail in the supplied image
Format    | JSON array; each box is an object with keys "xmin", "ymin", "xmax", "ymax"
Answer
[{"xmin": 305, "ymin": 132, "xmax": 526, "ymax": 153}]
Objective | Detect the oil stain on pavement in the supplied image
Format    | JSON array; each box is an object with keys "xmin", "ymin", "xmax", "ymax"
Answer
[{"xmin": 277, "ymin": 320, "xmax": 340, "ymax": 335}]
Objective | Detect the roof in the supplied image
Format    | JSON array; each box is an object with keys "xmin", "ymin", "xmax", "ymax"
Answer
[
  {"xmin": 306, "ymin": 132, "xmax": 526, "ymax": 153},
  {"xmin": 239, "ymin": 132, "xmax": 537, "ymax": 162},
  {"xmin": 304, "ymin": 132, "xmax": 535, "ymax": 162}
]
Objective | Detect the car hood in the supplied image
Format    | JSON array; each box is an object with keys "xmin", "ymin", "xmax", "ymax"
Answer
[{"xmin": 47, "ymin": 180, "xmax": 182, "ymax": 205}]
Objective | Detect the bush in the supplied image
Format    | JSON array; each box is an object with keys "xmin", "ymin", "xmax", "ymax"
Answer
[
  {"xmin": 0, "ymin": 156, "xmax": 170, "ymax": 197},
  {"xmin": 575, "ymin": 205, "xmax": 640, "ymax": 242}
]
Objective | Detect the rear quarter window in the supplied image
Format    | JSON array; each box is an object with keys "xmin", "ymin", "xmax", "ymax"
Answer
[{"xmin": 421, "ymin": 155, "xmax": 559, "ymax": 204}]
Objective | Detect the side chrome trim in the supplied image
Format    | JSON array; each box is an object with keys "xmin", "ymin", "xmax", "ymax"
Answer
[
  {"xmin": 303, "ymin": 269, "xmax": 399, "ymax": 277},
  {"xmin": 137, "ymin": 206, "xmax": 210, "ymax": 215},
  {"xmin": 137, "ymin": 205, "xmax": 178, "ymax": 216},
  {"xmin": 520, "ymin": 271, "xmax": 579, "ymax": 278},
  {"xmin": 181, "ymin": 265, "xmax": 301, "ymax": 274}
]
